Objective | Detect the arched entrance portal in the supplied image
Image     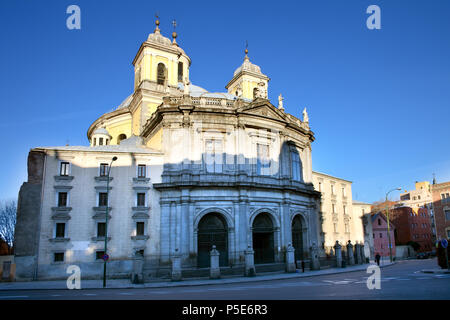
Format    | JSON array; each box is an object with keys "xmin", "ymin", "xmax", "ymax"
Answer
[
  {"xmin": 252, "ymin": 213, "xmax": 275, "ymax": 264},
  {"xmin": 197, "ymin": 213, "xmax": 228, "ymax": 268},
  {"xmin": 291, "ymin": 215, "xmax": 304, "ymax": 261}
]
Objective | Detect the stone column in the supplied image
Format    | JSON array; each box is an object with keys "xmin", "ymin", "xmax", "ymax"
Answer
[
  {"xmin": 347, "ymin": 241, "xmax": 355, "ymax": 265},
  {"xmin": 358, "ymin": 242, "xmax": 364, "ymax": 264},
  {"xmin": 354, "ymin": 243, "xmax": 361, "ymax": 265},
  {"xmin": 334, "ymin": 241, "xmax": 342, "ymax": 268},
  {"xmin": 285, "ymin": 243, "xmax": 296, "ymax": 273},
  {"xmin": 309, "ymin": 243, "xmax": 320, "ymax": 270},
  {"xmin": 210, "ymin": 245, "xmax": 221, "ymax": 279},
  {"xmin": 131, "ymin": 254, "xmax": 144, "ymax": 284},
  {"xmin": 171, "ymin": 249, "xmax": 182, "ymax": 281},
  {"xmin": 244, "ymin": 246, "xmax": 256, "ymax": 277},
  {"xmin": 360, "ymin": 241, "xmax": 366, "ymax": 263}
]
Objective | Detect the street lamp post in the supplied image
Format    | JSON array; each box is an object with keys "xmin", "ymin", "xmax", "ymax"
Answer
[
  {"xmin": 385, "ymin": 187, "xmax": 401, "ymax": 263},
  {"xmin": 103, "ymin": 156, "xmax": 117, "ymax": 288}
]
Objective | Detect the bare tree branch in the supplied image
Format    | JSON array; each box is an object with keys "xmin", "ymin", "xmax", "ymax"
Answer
[{"xmin": 0, "ymin": 200, "xmax": 17, "ymax": 254}]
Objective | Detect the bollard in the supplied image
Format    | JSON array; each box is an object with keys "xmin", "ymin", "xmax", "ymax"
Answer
[
  {"xmin": 285, "ymin": 243, "xmax": 296, "ymax": 273},
  {"xmin": 244, "ymin": 246, "xmax": 256, "ymax": 277},
  {"xmin": 210, "ymin": 245, "xmax": 221, "ymax": 279},
  {"xmin": 334, "ymin": 241, "xmax": 342, "ymax": 268},
  {"xmin": 171, "ymin": 248, "xmax": 182, "ymax": 281}
]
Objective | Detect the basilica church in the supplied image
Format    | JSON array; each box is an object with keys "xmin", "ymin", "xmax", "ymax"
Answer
[{"xmin": 14, "ymin": 20, "xmax": 368, "ymax": 281}]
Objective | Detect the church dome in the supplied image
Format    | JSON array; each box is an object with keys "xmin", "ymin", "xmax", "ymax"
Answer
[{"xmin": 116, "ymin": 94, "xmax": 133, "ymax": 110}]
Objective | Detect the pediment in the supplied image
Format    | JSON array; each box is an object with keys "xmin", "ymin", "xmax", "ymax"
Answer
[{"xmin": 238, "ymin": 101, "xmax": 288, "ymax": 122}]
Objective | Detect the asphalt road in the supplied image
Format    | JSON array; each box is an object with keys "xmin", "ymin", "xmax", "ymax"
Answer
[{"xmin": 0, "ymin": 259, "xmax": 448, "ymax": 300}]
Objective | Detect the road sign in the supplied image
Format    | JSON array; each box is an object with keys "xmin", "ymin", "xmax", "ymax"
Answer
[
  {"xmin": 102, "ymin": 254, "xmax": 109, "ymax": 262},
  {"xmin": 441, "ymin": 239, "xmax": 448, "ymax": 249}
]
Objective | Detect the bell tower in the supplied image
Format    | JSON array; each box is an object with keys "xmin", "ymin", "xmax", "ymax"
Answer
[
  {"xmin": 130, "ymin": 17, "xmax": 191, "ymax": 135},
  {"xmin": 226, "ymin": 47, "xmax": 269, "ymax": 100}
]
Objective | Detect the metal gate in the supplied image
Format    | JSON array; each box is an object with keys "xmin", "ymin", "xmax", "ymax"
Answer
[
  {"xmin": 197, "ymin": 213, "xmax": 228, "ymax": 268},
  {"xmin": 252, "ymin": 213, "xmax": 275, "ymax": 264},
  {"xmin": 292, "ymin": 215, "xmax": 304, "ymax": 261}
]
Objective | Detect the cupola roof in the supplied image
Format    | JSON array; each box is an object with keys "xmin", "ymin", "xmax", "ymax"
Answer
[{"xmin": 93, "ymin": 127, "xmax": 110, "ymax": 136}]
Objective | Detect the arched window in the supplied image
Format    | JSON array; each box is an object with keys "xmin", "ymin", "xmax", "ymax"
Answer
[
  {"xmin": 157, "ymin": 63, "xmax": 166, "ymax": 85},
  {"xmin": 117, "ymin": 134, "xmax": 127, "ymax": 144},
  {"xmin": 290, "ymin": 147, "xmax": 302, "ymax": 181},
  {"xmin": 253, "ymin": 87, "xmax": 258, "ymax": 99},
  {"xmin": 178, "ymin": 62, "xmax": 183, "ymax": 82},
  {"xmin": 93, "ymin": 138, "xmax": 96, "ymax": 146}
]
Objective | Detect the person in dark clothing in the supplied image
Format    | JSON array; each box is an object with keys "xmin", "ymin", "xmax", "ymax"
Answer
[{"xmin": 375, "ymin": 253, "xmax": 381, "ymax": 266}]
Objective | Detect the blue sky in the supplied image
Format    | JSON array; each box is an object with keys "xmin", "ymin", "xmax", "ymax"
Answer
[{"xmin": 1, "ymin": 0, "xmax": 449, "ymax": 203}]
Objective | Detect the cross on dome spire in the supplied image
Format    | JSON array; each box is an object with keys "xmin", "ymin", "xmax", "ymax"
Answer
[
  {"xmin": 172, "ymin": 19, "xmax": 178, "ymax": 45},
  {"xmin": 244, "ymin": 40, "xmax": 249, "ymax": 61},
  {"xmin": 154, "ymin": 13, "xmax": 161, "ymax": 33}
]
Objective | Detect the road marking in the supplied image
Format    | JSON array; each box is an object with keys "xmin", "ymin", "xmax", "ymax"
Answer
[
  {"xmin": 119, "ymin": 292, "xmax": 133, "ymax": 295},
  {"xmin": 83, "ymin": 293, "xmax": 97, "ymax": 296},
  {"xmin": 51, "ymin": 294, "xmax": 62, "ymax": 297},
  {"xmin": 0, "ymin": 296, "xmax": 28, "ymax": 299},
  {"xmin": 323, "ymin": 280, "xmax": 353, "ymax": 284}
]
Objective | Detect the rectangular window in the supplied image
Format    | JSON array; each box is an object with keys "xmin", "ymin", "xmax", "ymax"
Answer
[
  {"xmin": 345, "ymin": 223, "xmax": 349, "ymax": 233},
  {"xmin": 58, "ymin": 192, "xmax": 68, "ymax": 207},
  {"xmin": 99, "ymin": 193, "xmax": 108, "ymax": 207},
  {"xmin": 54, "ymin": 252, "xmax": 64, "ymax": 262},
  {"xmin": 96, "ymin": 251, "xmax": 105, "ymax": 260},
  {"xmin": 136, "ymin": 222, "xmax": 145, "ymax": 236},
  {"xmin": 205, "ymin": 139, "xmax": 223, "ymax": 173},
  {"xmin": 137, "ymin": 193, "xmax": 146, "ymax": 207},
  {"xmin": 331, "ymin": 184, "xmax": 335, "ymax": 195},
  {"xmin": 379, "ymin": 233, "xmax": 382, "ymax": 238},
  {"xmin": 256, "ymin": 143, "xmax": 270, "ymax": 176},
  {"xmin": 55, "ymin": 223, "xmax": 65, "ymax": 238},
  {"xmin": 332, "ymin": 204, "xmax": 336, "ymax": 213},
  {"xmin": 342, "ymin": 187, "xmax": 346, "ymax": 197},
  {"xmin": 60, "ymin": 162, "xmax": 70, "ymax": 176},
  {"xmin": 97, "ymin": 222, "xmax": 106, "ymax": 237},
  {"xmin": 178, "ymin": 62, "xmax": 183, "ymax": 82},
  {"xmin": 290, "ymin": 149, "xmax": 301, "ymax": 181},
  {"xmin": 137, "ymin": 165, "xmax": 146, "ymax": 178},
  {"xmin": 343, "ymin": 205, "xmax": 347, "ymax": 214},
  {"xmin": 318, "ymin": 182, "xmax": 322, "ymax": 192},
  {"xmin": 333, "ymin": 223, "xmax": 337, "ymax": 233},
  {"xmin": 445, "ymin": 210, "xmax": 450, "ymax": 220},
  {"xmin": 99, "ymin": 163, "xmax": 108, "ymax": 177},
  {"xmin": 99, "ymin": 137, "xmax": 104, "ymax": 145}
]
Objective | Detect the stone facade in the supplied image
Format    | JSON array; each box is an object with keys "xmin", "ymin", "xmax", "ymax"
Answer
[
  {"xmin": 14, "ymin": 22, "xmax": 324, "ymax": 280},
  {"xmin": 311, "ymin": 172, "xmax": 365, "ymax": 255}
]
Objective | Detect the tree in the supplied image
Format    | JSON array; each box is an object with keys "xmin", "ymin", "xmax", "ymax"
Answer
[{"xmin": 0, "ymin": 200, "xmax": 17, "ymax": 255}]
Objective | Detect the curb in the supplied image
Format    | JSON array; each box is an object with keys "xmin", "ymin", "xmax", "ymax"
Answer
[{"xmin": 0, "ymin": 262, "xmax": 395, "ymax": 291}]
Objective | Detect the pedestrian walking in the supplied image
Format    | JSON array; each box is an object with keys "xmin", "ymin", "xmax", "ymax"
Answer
[{"xmin": 375, "ymin": 253, "xmax": 381, "ymax": 266}]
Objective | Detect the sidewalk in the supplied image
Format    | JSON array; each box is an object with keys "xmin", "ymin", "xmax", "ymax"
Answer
[{"xmin": 0, "ymin": 262, "xmax": 395, "ymax": 291}]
